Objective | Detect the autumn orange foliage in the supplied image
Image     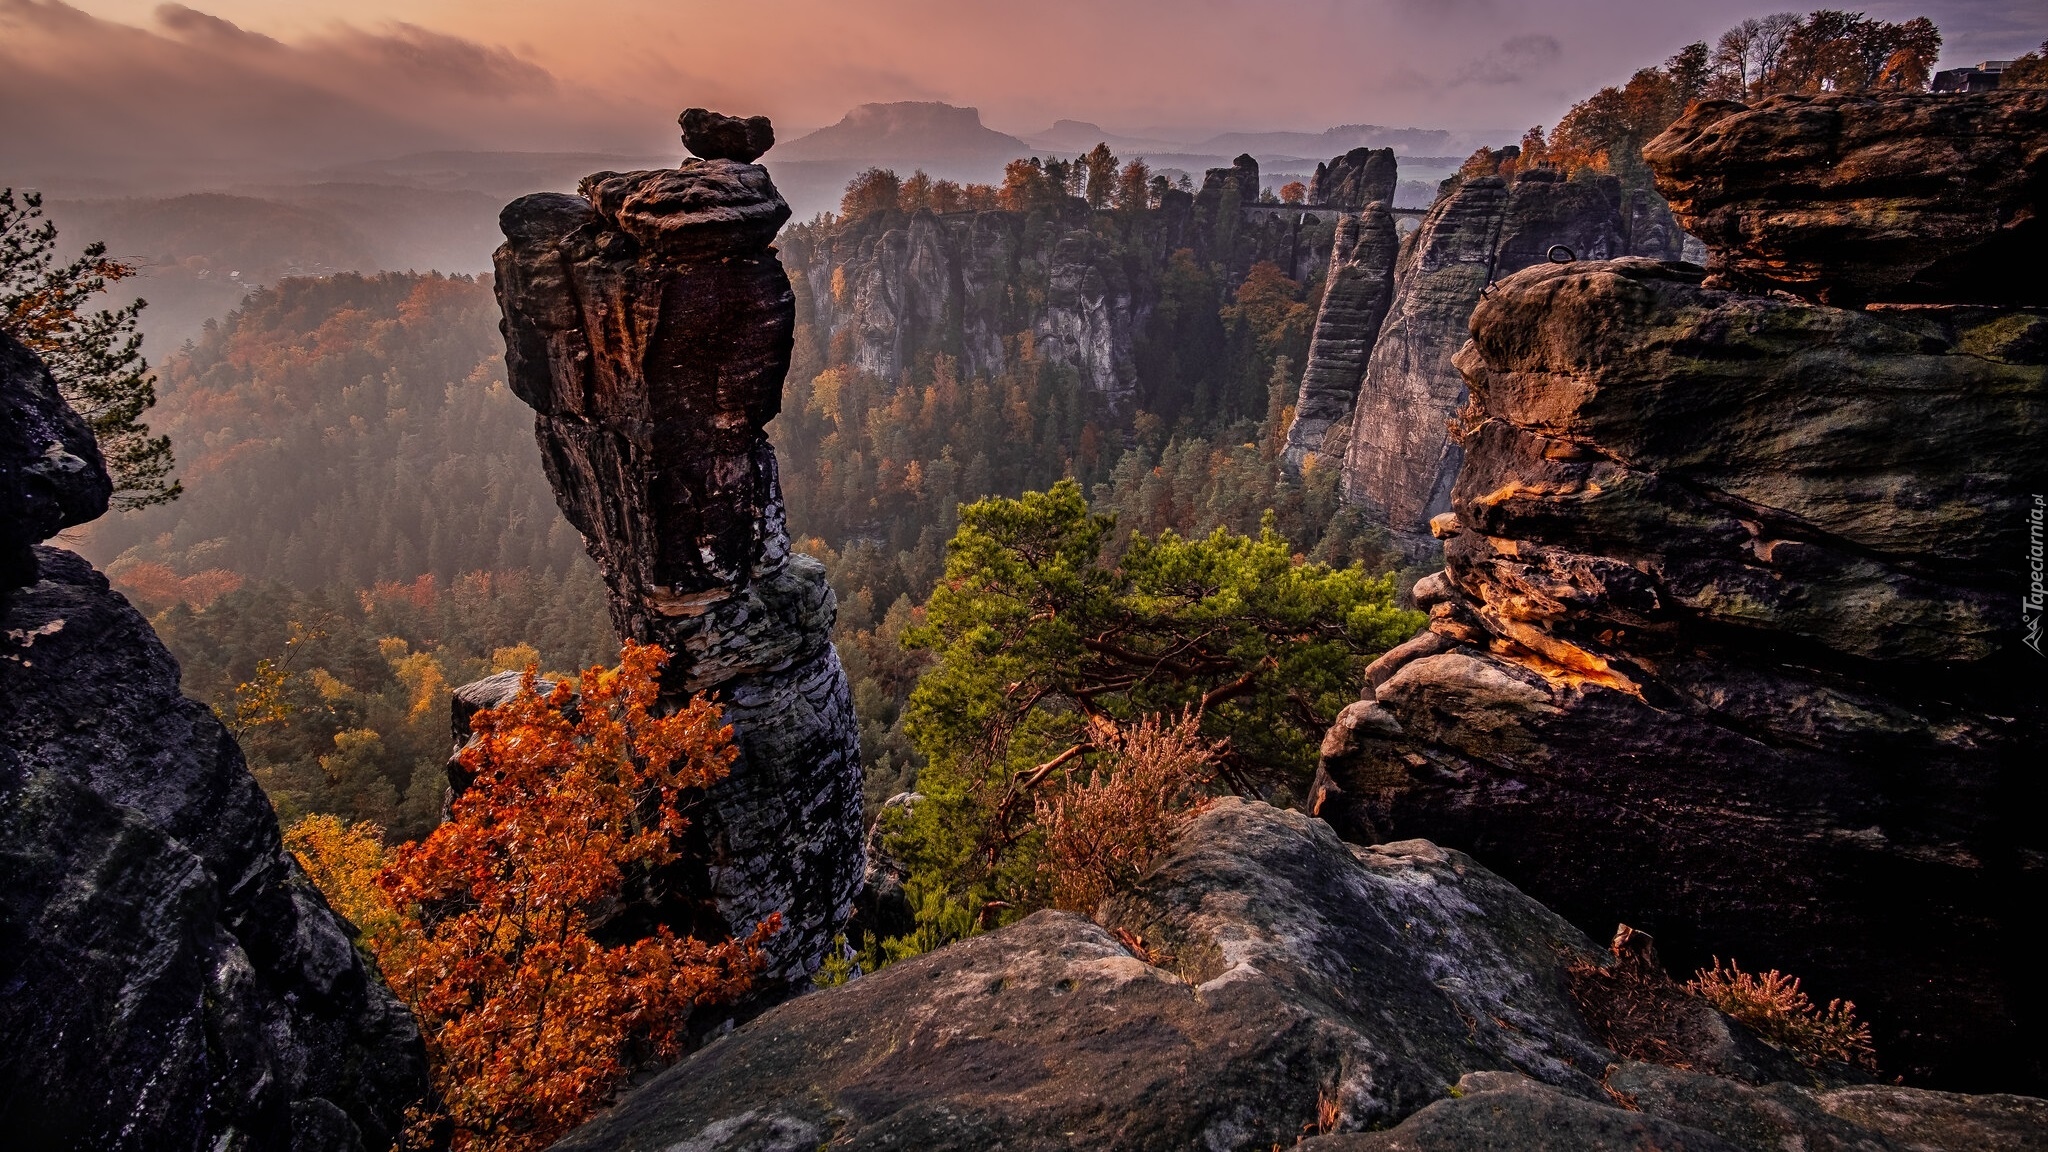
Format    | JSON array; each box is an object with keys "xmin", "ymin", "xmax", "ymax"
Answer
[
  {"xmin": 289, "ymin": 641, "xmax": 772, "ymax": 1151},
  {"xmin": 1688, "ymin": 958, "xmax": 1876, "ymax": 1070},
  {"xmin": 1035, "ymin": 712, "xmax": 1218, "ymax": 913}
]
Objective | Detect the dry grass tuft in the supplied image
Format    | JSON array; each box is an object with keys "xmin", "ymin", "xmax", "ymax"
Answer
[
  {"xmin": 1035, "ymin": 712, "xmax": 1217, "ymax": 914},
  {"xmin": 1688, "ymin": 958, "xmax": 1876, "ymax": 1070}
]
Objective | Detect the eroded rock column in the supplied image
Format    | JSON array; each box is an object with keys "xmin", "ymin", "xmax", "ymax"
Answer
[
  {"xmin": 492, "ymin": 120, "xmax": 863, "ymax": 987},
  {"xmin": 1282, "ymin": 203, "xmax": 1399, "ymax": 470}
]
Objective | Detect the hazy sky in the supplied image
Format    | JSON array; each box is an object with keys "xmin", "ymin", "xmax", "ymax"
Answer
[{"xmin": 4, "ymin": 0, "xmax": 2041, "ymax": 177}]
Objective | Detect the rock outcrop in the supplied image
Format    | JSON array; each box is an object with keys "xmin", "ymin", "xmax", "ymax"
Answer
[
  {"xmin": 492, "ymin": 125, "xmax": 864, "ymax": 991},
  {"xmin": 1319, "ymin": 242, "xmax": 2046, "ymax": 1088},
  {"xmin": 1645, "ymin": 90, "xmax": 2048, "ymax": 306},
  {"xmin": 783, "ymin": 182, "xmax": 1333, "ymax": 405},
  {"xmin": 680, "ymin": 106, "xmax": 774, "ymax": 163},
  {"xmin": 1301, "ymin": 1066, "xmax": 2048, "ymax": 1151},
  {"xmin": 1282, "ymin": 203, "xmax": 1400, "ymax": 469},
  {"xmin": 549, "ymin": 801, "xmax": 2039, "ymax": 1150},
  {"xmin": 1308, "ymin": 146, "xmax": 1398, "ymax": 210},
  {"xmin": 1, "ymin": 332, "xmax": 430, "ymax": 1150},
  {"xmin": 1338, "ymin": 166, "xmax": 1690, "ymax": 560},
  {"xmin": 0, "ymin": 330, "xmax": 108, "ymax": 590}
]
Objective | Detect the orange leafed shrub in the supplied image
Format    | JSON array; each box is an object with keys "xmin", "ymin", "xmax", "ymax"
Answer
[
  {"xmin": 353, "ymin": 641, "xmax": 773, "ymax": 1151},
  {"xmin": 284, "ymin": 814, "xmax": 401, "ymax": 949},
  {"xmin": 1035, "ymin": 712, "xmax": 1219, "ymax": 913},
  {"xmin": 1688, "ymin": 958, "xmax": 1876, "ymax": 1070}
]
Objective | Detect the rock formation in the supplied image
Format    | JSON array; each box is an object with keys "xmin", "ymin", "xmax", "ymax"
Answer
[
  {"xmin": 1338, "ymin": 165, "xmax": 1689, "ymax": 561},
  {"xmin": 1644, "ymin": 90, "xmax": 2048, "ymax": 306},
  {"xmin": 680, "ymin": 106, "xmax": 774, "ymax": 163},
  {"xmin": 0, "ymin": 330, "xmax": 107, "ymax": 589},
  {"xmin": 549, "ymin": 800, "xmax": 2040, "ymax": 1150},
  {"xmin": 491, "ymin": 124, "xmax": 865, "ymax": 991},
  {"xmin": 1282, "ymin": 203, "xmax": 1400, "ymax": 469},
  {"xmin": 783, "ymin": 181, "xmax": 1333, "ymax": 405},
  {"xmin": 1307, "ymin": 146, "xmax": 1398, "ymax": 209},
  {"xmin": 1316, "ymin": 105, "xmax": 2046, "ymax": 1092},
  {"xmin": 1, "ymin": 329, "xmax": 431, "ymax": 1150}
]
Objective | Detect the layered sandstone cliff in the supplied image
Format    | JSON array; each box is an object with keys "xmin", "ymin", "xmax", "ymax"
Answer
[
  {"xmin": 1281, "ymin": 203, "xmax": 1400, "ymax": 469},
  {"xmin": 785, "ymin": 151, "xmax": 1338, "ymax": 404},
  {"xmin": 491, "ymin": 123, "xmax": 864, "ymax": 990},
  {"xmin": 1, "ymin": 330, "xmax": 431, "ymax": 1149},
  {"xmin": 1338, "ymin": 165, "xmax": 1690, "ymax": 561},
  {"xmin": 1316, "ymin": 91, "xmax": 2047, "ymax": 1090},
  {"xmin": 1645, "ymin": 89, "xmax": 2047, "ymax": 306}
]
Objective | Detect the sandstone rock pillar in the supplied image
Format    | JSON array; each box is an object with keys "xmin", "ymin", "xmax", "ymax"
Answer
[
  {"xmin": 1282, "ymin": 203, "xmax": 1399, "ymax": 470},
  {"xmin": 492, "ymin": 126, "xmax": 863, "ymax": 988}
]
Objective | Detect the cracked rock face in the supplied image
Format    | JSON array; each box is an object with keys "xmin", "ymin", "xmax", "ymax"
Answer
[
  {"xmin": 492, "ymin": 148, "xmax": 863, "ymax": 989},
  {"xmin": 1338, "ymin": 169, "xmax": 1687, "ymax": 561},
  {"xmin": 3, "ymin": 333, "xmax": 430, "ymax": 1150},
  {"xmin": 1318, "ymin": 255, "xmax": 2047, "ymax": 1091},
  {"xmin": 0, "ymin": 330, "xmax": 109, "ymax": 590},
  {"xmin": 1645, "ymin": 90, "xmax": 2048, "ymax": 307}
]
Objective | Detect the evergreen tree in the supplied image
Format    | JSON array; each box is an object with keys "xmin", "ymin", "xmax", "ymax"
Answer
[{"xmin": 0, "ymin": 188, "xmax": 178, "ymax": 507}]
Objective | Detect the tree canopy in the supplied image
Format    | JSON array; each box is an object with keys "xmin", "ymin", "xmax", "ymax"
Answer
[
  {"xmin": 880, "ymin": 481, "xmax": 1422, "ymax": 949},
  {"xmin": 289, "ymin": 644, "xmax": 772, "ymax": 1152}
]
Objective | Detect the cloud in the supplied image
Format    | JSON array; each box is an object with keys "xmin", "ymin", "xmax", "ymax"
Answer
[
  {"xmin": 1453, "ymin": 34, "xmax": 1565, "ymax": 86},
  {"xmin": 0, "ymin": 0, "xmax": 651, "ymax": 184},
  {"xmin": 6, "ymin": 0, "xmax": 2034, "ymax": 193}
]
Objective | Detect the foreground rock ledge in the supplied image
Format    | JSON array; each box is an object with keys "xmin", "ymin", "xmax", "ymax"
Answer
[
  {"xmin": 492, "ymin": 144, "xmax": 863, "ymax": 988},
  {"xmin": 552, "ymin": 801, "xmax": 2039, "ymax": 1151}
]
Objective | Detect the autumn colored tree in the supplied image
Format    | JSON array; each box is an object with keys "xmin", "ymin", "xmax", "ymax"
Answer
[
  {"xmin": 1279, "ymin": 181, "xmax": 1307, "ymax": 204},
  {"xmin": 1081, "ymin": 142, "xmax": 1120, "ymax": 208},
  {"xmin": 284, "ymin": 814, "xmax": 402, "ymax": 949},
  {"xmin": 898, "ymin": 169, "xmax": 935, "ymax": 213},
  {"xmin": 840, "ymin": 168, "xmax": 904, "ymax": 218},
  {"xmin": 0, "ymin": 188, "xmax": 178, "ymax": 507},
  {"xmin": 999, "ymin": 157, "xmax": 1068, "ymax": 212},
  {"xmin": 361, "ymin": 642, "xmax": 773, "ymax": 1152},
  {"xmin": 928, "ymin": 178, "xmax": 967, "ymax": 213},
  {"xmin": 1114, "ymin": 158, "xmax": 1154, "ymax": 211}
]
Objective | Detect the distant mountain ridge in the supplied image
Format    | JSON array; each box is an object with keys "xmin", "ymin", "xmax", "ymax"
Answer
[{"xmin": 776, "ymin": 102, "xmax": 1029, "ymax": 163}]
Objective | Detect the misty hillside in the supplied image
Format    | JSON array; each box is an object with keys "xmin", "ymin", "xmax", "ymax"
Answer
[{"xmin": 79, "ymin": 272, "xmax": 592, "ymax": 588}]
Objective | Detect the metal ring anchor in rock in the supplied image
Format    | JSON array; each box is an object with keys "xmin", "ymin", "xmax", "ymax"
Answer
[{"xmin": 1547, "ymin": 244, "xmax": 1577, "ymax": 264}]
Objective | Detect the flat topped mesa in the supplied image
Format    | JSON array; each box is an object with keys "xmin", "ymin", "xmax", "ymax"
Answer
[{"xmin": 491, "ymin": 112, "xmax": 862, "ymax": 991}]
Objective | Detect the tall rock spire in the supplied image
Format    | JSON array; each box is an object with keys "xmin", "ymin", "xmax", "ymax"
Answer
[{"xmin": 491, "ymin": 115, "xmax": 863, "ymax": 989}]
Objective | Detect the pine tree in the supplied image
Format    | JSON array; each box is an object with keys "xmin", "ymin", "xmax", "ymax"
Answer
[{"xmin": 0, "ymin": 188, "xmax": 178, "ymax": 507}]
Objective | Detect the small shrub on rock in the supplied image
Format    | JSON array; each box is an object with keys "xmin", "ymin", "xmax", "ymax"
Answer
[{"xmin": 1688, "ymin": 958, "xmax": 1876, "ymax": 1070}]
